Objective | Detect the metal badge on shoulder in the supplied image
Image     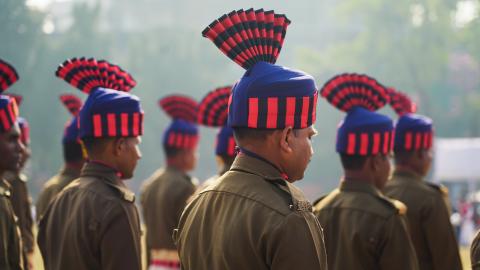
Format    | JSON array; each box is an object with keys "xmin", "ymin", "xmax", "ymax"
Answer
[
  {"xmin": 0, "ymin": 186, "xmax": 11, "ymax": 197},
  {"xmin": 292, "ymin": 200, "xmax": 313, "ymax": 212},
  {"xmin": 122, "ymin": 191, "xmax": 135, "ymax": 203}
]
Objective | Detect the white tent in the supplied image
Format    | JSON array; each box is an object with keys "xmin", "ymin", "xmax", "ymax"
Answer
[{"xmin": 433, "ymin": 137, "xmax": 480, "ymax": 182}]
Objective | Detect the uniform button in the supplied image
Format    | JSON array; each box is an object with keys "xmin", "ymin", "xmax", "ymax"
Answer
[{"xmin": 289, "ymin": 204, "xmax": 294, "ymax": 210}]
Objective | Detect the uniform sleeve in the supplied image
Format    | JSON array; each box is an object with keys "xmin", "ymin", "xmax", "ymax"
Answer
[
  {"xmin": 20, "ymin": 183, "xmax": 34, "ymax": 253},
  {"xmin": 100, "ymin": 205, "xmax": 142, "ymax": 270},
  {"xmin": 471, "ymin": 230, "xmax": 480, "ymax": 270},
  {"xmin": 35, "ymin": 186, "xmax": 53, "ymax": 222},
  {"xmin": 422, "ymin": 195, "xmax": 463, "ymax": 270},
  {"xmin": 379, "ymin": 214, "xmax": 419, "ymax": 270},
  {"xmin": 0, "ymin": 199, "xmax": 23, "ymax": 270},
  {"xmin": 268, "ymin": 212, "xmax": 327, "ymax": 270},
  {"xmin": 174, "ymin": 183, "xmax": 195, "ymax": 224}
]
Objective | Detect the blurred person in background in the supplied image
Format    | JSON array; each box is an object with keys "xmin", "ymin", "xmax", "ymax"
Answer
[
  {"xmin": 0, "ymin": 59, "xmax": 25, "ymax": 269},
  {"xmin": 383, "ymin": 88, "xmax": 462, "ymax": 270},
  {"xmin": 35, "ymin": 94, "xmax": 85, "ymax": 221},
  {"xmin": 38, "ymin": 57, "xmax": 144, "ymax": 270},
  {"xmin": 196, "ymin": 86, "xmax": 236, "ymax": 190},
  {"xmin": 3, "ymin": 94, "xmax": 35, "ymax": 269},
  {"xmin": 313, "ymin": 74, "xmax": 419, "ymax": 270},
  {"xmin": 141, "ymin": 95, "xmax": 199, "ymax": 270}
]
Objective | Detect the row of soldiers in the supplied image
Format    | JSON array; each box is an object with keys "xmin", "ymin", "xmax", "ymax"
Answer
[{"xmin": 0, "ymin": 7, "xmax": 479, "ymax": 270}]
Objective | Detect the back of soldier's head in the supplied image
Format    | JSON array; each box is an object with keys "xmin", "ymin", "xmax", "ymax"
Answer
[{"xmin": 320, "ymin": 74, "xmax": 394, "ymax": 187}]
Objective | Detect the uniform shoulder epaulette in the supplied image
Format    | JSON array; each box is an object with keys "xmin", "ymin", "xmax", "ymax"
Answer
[
  {"xmin": 426, "ymin": 182, "xmax": 448, "ymax": 196},
  {"xmin": 379, "ymin": 196, "xmax": 407, "ymax": 215},
  {"xmin": 105, "ymin": 182, "xmax": 135, "ymax": 203},
  {"xmin": 312, "ymin": 194, "xmax": 329, "ymax": 206},
  {"xmin": 0, "ymin": 186, "xmax": 11, "ymax": 197},
  {"xmin": 19, "ymin": 173, "xmax": 28, "ymax": 182}
]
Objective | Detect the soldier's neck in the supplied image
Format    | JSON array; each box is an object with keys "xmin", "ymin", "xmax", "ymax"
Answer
[
  {"xmin": 166, "ymin": 159, "xmax": 188, "ymax": 173},
  {"xmin": 343, "ymin": 170, "xmax": 376, "ymax": 186},
  {"xmin": 65, "ymin": 161, "xmax": 83, "ymax": 172},
  {"xmin": 394, "ymin": 165, "xmax": 424, "ymax": 179}
]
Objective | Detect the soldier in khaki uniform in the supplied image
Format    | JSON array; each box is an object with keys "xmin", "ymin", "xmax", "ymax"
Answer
[
  {"xmin": 472, "ymin": 231, "xmax": 480, "ymax": 270},
  {"xmin": 313, "ymin": 74, "xmax": 419, "ymax": 270},
  {"xmin": 196, "ymin": 86, "xmax": 236, "ymax": 189},
  {"xmin": 383, "ymin": 89, "xmax": 462, "ymax": 270},
  {"xmin": 3, "ymin": 105, "xmax": 34, "ymax": 269},
  {"xmin": 174, "ymin": 9, "xmax": 327, "ymax": 270},
  {"xmin": 0, "ymin": 59, "xmax": 25, "ymax": 270},
  {"xmin": 141, "ymin": 94, "xmax": 199, "ymax": 270},
  {"xmin": 36, "ymin": 94, "xmax": 85, "ymax": 220},
  {"xmin": 38, "ymin": 57, "xmax": 144, "ymax": 270}
]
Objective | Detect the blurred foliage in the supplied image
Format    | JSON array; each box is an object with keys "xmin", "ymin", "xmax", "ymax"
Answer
[{"xmin": 0, "ymin": 0, "xmax": 479, "ymax": 199}]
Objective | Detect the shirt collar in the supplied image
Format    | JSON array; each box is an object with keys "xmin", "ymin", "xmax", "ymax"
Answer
[
  {"xmin": 80, "ymin": 161, "xmax": 120, "ymax": 185},
  {"xmin": 393, "ymin": 169, "xmax": 423, "ymax": 182},
  {"xmin": 60, "ymin": 166, "xmax": 81, "ymax": 178},
  {"xmin": 339, "ymin": 179, "xmax": 383, "ymax": 197},
  {"xmin": 165, "ymin": 165, "xmax": 192, "ymax": 182},
  {"xmin": 230, "ymin": 151, "xmax": 287, "ymax": 182}
]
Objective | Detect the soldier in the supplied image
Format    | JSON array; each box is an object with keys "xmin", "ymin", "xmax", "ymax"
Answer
[
  {"xmin": 313, "ymin": 73, "xmax": 419, "ymax": 270},
  {"xmin": 38, "ymin": 57, "xmax": 143, "ymax": 270},
  {"xmin": 472, "ymin": 231, "xmax": 480, "ymax": 270},
  {"xmin": 174, "ymin": 9, "xmax": 328, "ymax": 270},
  {"xmin": 197, "ymin": 86, "xmax": 236, "ymax": 188},
  {"xmin": 2, "ymin": 95, "xmax": 35, "ymax": 270},
  {"xmin": 140, "ymin": 95, "xmax": 199, "ymax": 270},
  {"xmin": 0, "ymin": 59, "xmax": 25, "ymax": 269},
  {"xmin": 36, "ymin": 94, "xmax": 85, "ymax": 220},
  {"xmin": 383, "ymin": 89, "xmax": 462, "ymax": 270}
]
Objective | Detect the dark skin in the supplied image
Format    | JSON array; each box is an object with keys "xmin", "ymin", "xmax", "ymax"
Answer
[
  {"xmin": 84, "ymin": 136, "xmax": 142, "ymax": 180},
  {"xmin": 65, "ymin": 160, "xmax": 85, "ymax": 173},
  {"xmin": 394, "ymin": 149, "xmax": 432, "ymax": 177},
  {"xmin": 236, "ymin": 126, "xmax": 317, "ymax": 182},
  {"xmin": 167, "ymin": 148, "xmax": 198, "ymax": 173},
  {"xmin": 344, "ymin": 153, "xmax": 392, "ymax": 190},
  {"xmin": 0, "ymin": 125, "xmax": 24, "ymax": 176}
]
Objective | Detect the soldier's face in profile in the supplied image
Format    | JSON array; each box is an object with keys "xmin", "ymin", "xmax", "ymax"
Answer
[
  {"xmin": 116, "ymin": 136, "xmax": 142, "ymax": 179},
  {"xmin": 18, "ymin": 143, "xmax": 31, "ymax": 171},
  {"xmin": 0, "ymin": 125, "xmax": 24, "ymax": 172},
  {"xmin": 282, "ymin": 126, "xmax": 317, "ymax": 182}
]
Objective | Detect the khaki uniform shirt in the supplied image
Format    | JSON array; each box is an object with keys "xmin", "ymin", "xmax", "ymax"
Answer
[
  {"xmin": 35, "ymin": 166, "xmax": 80, "ymax": 221},
  {"xmin": 37, "ymin": 162, "xmax": 142, "ymax": 270},
  {"xmin": 384, "ymin": 170, "xmax": 462, "ymax": 270},
  {"xmin": 314, "ymin": 180, "xmax": 418, "ymax": 270},
  {"xmin": 0, "ymin": 179, "xmax": 24, "ymax": 270},
  {"xmin": 174, "ymin": 154, "xmax": 328, "ymax": 270},
  {"xmin": 140, "ymin": 167, "xmax": 195, "ymax": 258},
  {"xmin": 4, "ymin": 172, "xmax": 34, "ymax": 255},
  {"xmin": 471, "ymin": 230, "xmax": 480, "ymax": 270}
]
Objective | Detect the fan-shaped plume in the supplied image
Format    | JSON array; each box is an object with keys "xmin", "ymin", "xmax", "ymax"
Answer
[
  {"xmin": 159, "ymin": 95, "xmax": 198, "ymax": 123},
  {"xmin": 4, "ymin": 93, "xmax": 23, "ymax": 107},
  {"xmin": 197, "ymin": 86, "xmax": 232, "ymax": 127},
  {"xmin": 55, "ymin": 57, "xmax": 136, "ymax": 94},
  {"xmin": 59, "ymin": 94, "xmax": 83, "ymax": 116},
  {"xmin": 387, "ymin": 88, "xmax": 417, "ymax": 116},
  {"xmin": 320, "ymin": 73, "xmax": 390, "ymax": 112},
  {"xmin": 0, "ymin": 59, "xmax": 19, "ymax": 93},
  {"xmin": 202, "ymin": 8, "xmax": 291, "ymax": 70}
]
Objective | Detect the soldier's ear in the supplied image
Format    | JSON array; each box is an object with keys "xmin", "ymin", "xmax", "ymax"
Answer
[
  {"xmin": 370, "ymin": 154, "xmax": 381, "ymax": 171},
  {"xmin": 113, "ymin": 137, "xmax": 126, "ymax": 156},
  {"xmin": 280, "ymin": 127, "xmax": 294, "ymax": 153}
]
